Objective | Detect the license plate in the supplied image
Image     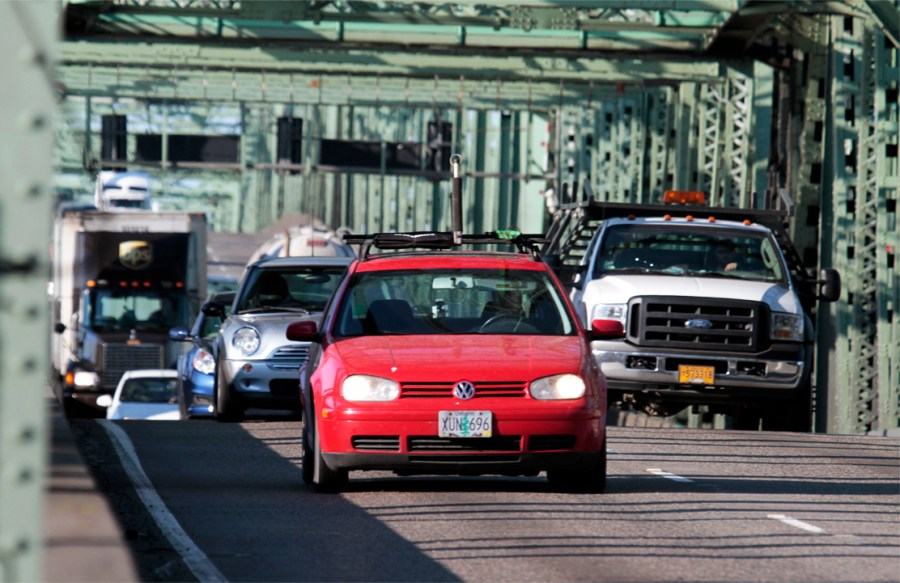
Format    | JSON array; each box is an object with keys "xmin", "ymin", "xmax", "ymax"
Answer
[
  {"xmin": 438, "ymin": 410, "xmax": 492, "ymax": 438},
  {"xmin": 679, "ymin": 365, "xmax": 715, "ymax": 385}
]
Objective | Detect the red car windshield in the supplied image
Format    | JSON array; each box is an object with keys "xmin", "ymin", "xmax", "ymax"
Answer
[{"xmin": 333, "ymin": 267, "xmax": 577, "ymax": 336}]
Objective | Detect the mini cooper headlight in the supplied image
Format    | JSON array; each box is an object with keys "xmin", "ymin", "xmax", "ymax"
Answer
[
  {"xmin": 341, "ymin": 375, "xmax": 400, "ymax": 402},
  {"xmin": 192, "ymin": 349, "xmax": 215, "ymax": 375},
  {"xmin": 771, "ymin": 313, "xmax": 803, "ymax": 341},
  {"xmin": 529, "ymin": 373, "xmax": 586, "ymax": 400},
  {"xmin": 232, "ymin": 327, "xmax": 261, "ymax": 356}
]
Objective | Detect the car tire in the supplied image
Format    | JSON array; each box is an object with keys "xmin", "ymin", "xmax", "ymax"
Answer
[
  {"xmin": 214, "ymin": 360, "xmax": 242, "ymax": 422},
  {"xmin": 311, "ymin": 421, "xmax": 347, "ymax": 493},
  {"xmin": 546, "ymin": 439, "xmax": 607, "ymax": 494},
  {"xmin": 301, "ymin": 420, "xmax": 314, "ymax": 485}
]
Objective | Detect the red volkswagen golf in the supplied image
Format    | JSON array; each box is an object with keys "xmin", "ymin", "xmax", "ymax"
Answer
[{"xmin": 287, "ymin": 232, "xmax": 615, "ymax": 493}]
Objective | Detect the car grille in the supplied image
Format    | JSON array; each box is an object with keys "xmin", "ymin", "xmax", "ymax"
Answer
[
  {"xmin": 352, "ymin": 436, "xmax": 401, "ymax": 451},
  {"xmin": 268, "ymin": 344, "xmax": 310, "ymax": 370},
  {"xmin": 101, "ymin": 343, "xmax": 164, "ymax": 389},
  {"xmin": 400, "ymin": 381, "xmax": 527, "ymax": 398},
  {"xmin": 529, "ymin": 435, "xmax": 577, "ymax": 451},
  {"xmin": 629, "ymin": 296, "xmax": 763, "ymax": 352},
  {"xmin": 408, "ymin": 436, "xmax": 522, "ymax": 452}
]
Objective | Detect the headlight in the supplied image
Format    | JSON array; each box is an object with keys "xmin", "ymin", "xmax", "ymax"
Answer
[
  {"xmin": 232, "ymin": 327, "xmax": 260, "ymax": 356},
  {"xmin": 771, "ymin": 313, "xmax": 803, "ymax": 341},
  {"xmin": 341, "ymin": 375, "xmax": 400, "ymax": 402},
  {"xmin": 192, "ymin": 349, "xmax": 215, "ymax": 375},
  {"xmin": 530, "ymin": 373, "xmax": 586, "ymax": 400},
  {"xmin": 72, "ymin": 371, "xmax": 100, "ymax": 389},
  {"xmin": 591, "ymin": 303, "xmax": 627, "ymax": 325}
]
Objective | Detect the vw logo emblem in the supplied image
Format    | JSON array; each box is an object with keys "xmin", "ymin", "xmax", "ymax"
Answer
[
  {"xmin": 685, "ymin": 319, "xmax": 713, "ymax": 329},
  {"xmin": 453, "ymin": 380, "xmax": 476, "ymax": 400}
]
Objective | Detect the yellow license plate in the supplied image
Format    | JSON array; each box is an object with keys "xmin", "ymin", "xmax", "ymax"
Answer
[{"xmin": 679, "ymin": 365, "xmax": 714, "ymax": 385}]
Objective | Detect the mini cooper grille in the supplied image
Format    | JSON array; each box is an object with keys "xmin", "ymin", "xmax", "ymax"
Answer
[
  {"xmin": 352, "ymin": 436, "xmax": 401, "ymax": 451},
  {"xmin": 630, "ymin": 296, "xmax": 762, "ymax": 352},
  {"xmin": 269, "ymin": 344, "xmax": 310, "ymax": 370},
  {"xmin": 529, "ymin": 435, "xmax": 577, "ymax": 451},
  {"xmin": 408, "ymin": 436, "xmax": 522, "ymax": 451},
  {"xmin": 400, "ymin": 381, "xmax": 526, "ymax": 398},
  {"xmin": 101, "ymin": 343, "xmax": 164, "ymax": 389}
]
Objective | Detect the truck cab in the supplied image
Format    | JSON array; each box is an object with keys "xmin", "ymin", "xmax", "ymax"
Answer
[{"xmin": 542, "ymin": 192, "xmax": 840, "ymax": 431}]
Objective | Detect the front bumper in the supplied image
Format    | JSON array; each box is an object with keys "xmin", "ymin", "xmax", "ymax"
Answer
[
  {"xmin": 592, "ymin": 340, "xmax": 810, "ymax": 398},
  {"xmin": 318, "ymin": 406, "xmax": 605, "ymax": 475},
  {"xmin": 221, "ymin": 358, "xmax": 301, "ymax": 410}
]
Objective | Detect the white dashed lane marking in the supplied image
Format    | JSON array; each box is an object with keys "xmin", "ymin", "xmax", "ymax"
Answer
[
  {"xmin": 646, "ymin": 468, "xmax": 694, "ymax": 483},
  {"xmin": 767, "ymin": 514, "xmax": 827, "ymax": 534}
]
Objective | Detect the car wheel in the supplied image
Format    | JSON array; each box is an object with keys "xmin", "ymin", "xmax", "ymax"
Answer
[
  {"xmin": 214, "ymin": 360, "xmax": 242, "ymax": 422},
  {"xmin": 311, "ymin": 421, "xmax": 347, "ymax": 493},
  {"xmin": 546, "ymin": 439, "xmax": 607, "ymax": 494},
  {"xmin": 301, "ymin": 420, "xmax": 314, "ymax": 485}
]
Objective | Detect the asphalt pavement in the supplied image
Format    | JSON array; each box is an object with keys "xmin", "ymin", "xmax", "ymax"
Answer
[{"xmin": 44, "ymin": 394, "xmax": 139, "ymax": 582}]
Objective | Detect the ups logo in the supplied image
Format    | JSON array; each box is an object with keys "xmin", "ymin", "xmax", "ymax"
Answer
[{"xmin": 119, "ymin": 241, "xmax": 153, "ymax": 270}]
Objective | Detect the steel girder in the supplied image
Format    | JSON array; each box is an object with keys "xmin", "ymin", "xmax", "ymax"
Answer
[
  {"xmin": 819, "ymin": 14, "xmax": 899, "ymax": 434},
  {"xmin": 0, "ymin": 2, "xmax": 55, "ymax": 581}
]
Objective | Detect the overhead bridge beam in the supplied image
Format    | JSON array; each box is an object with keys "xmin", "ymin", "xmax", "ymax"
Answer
[{"xmin": 57, "ymin": 40, "xmax": 734, "ymax": 106}]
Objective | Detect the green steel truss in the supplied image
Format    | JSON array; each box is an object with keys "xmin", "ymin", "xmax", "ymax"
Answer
[{"xmin": 49, "ymin": 1, "xmax": 900, "ymax": 437}]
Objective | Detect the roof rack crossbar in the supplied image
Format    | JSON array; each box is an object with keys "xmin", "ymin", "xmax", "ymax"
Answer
[{"xmin": 344, "ymin": 230, "xmax": 547, "ymax": 260}]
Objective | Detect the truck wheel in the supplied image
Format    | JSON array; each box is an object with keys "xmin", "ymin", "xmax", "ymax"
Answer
[
  {"xmin": 214, "ymin": 361, "xmax": 242, "ymax": 422},
  {"xmin": 311, "ymin": 422, "xmax": 347, "ymax": 493},
  {"xmin": 762, "ymin": 382, "xmax": 813, "ymax": 432},
  {"xmin": 546, "ymin": 440, "xmax": 607, "ymax": 494}
]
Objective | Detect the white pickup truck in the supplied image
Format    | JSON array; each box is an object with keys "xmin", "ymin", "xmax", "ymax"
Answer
[{"xmin": 542, "ymin": 193, "xmax": 840, "ymax": 431}]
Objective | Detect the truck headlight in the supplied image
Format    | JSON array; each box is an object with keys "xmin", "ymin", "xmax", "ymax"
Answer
[
  {"xmin": 192, "ymin": 349, "xmax": 215, "ymax": 375},
  {"xmin": 72, "ymin": 371, "xmax": 100, "ymax": 389},
  {"xmin": 342, "ymin": 375, "xmax": 399, "ymax": 401},
  {"xmin": 591, "ymin": 303, "xmax": 627, "ymax": 325},
  {"xmin": 232, "ymin": 327, "xmax": 260, "ymax": 356},
  {"xmin": 771, "ymin": 313, "xmax": 803, "ymax": 341},
  {"xmin": 530, "ymin": 373, "xmax": 586, "ymax": 400}
]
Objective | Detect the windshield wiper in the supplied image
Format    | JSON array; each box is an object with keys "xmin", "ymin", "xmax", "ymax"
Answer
[{"xmin": 238, "ymin": 306, "xmax": 310, "ymax": 315}]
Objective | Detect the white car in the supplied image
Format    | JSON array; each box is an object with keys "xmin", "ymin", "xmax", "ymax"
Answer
[{"xmin": 97, "ymin": 369, "xmax": 181, "ymax": 420}]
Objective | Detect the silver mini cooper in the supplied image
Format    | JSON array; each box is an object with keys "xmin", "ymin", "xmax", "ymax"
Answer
[{"xmin": 212, "ymin": 256, "xmax": 352, "ymax": 420}]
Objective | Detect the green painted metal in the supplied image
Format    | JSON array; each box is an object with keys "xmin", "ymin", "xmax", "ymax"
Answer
[
  {"xmin": 0, "ymin": 2, "xmax": 55, "ymax": 580},
  {"xmin": 817, "ymin": 13, "xmax": 900, "ymax": 434}
]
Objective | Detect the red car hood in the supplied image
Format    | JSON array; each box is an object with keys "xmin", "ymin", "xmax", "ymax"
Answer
[{"xmin": 332, "ymin": 335, "xmax": 586, "ymax": 382}]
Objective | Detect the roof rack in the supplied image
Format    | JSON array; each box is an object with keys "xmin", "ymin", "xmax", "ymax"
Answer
[{"xmin": 344, "ymin": 230, "xmax": 547, "ymax": 261}]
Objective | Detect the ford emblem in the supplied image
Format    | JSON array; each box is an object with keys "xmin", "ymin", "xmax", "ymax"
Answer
[{"xmin": 685, "ymin": 319, "xmax": 713, "ymax": 329}]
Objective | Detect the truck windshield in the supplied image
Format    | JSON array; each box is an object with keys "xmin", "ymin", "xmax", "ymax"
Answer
[
  {"xmin": 595, "ymin": 224, "xmax": 786, "ymax": 282},
  {"xmin": 333, "ymin": 268, "xmax": 576, "ymax": 336},
  {"xmin": 86, "ymin": 288, "xmax": 189, "ymax": 332}
]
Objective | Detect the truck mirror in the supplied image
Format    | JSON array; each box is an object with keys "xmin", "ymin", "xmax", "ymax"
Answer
[
  {"xmin": 53, "ymin": 322, "xmax": 66, "ymax": 334},
  {"xmin": 168, "ymin": 326, "xmax": 190, "ymax": 341},
  {"xmin": 590, "ymin": 319, "xmax": 625, "ymax": 339},
  {"xmin": 819, "ymin": 269, "xmax": 841, "ymax": 302}
]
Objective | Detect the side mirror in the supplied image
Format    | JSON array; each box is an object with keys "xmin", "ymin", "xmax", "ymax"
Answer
[
  {"xmin": 590, "ymin": 319, "xmax": 625, "ymax": 340},
  {"xmin": 286, "ymin": 320, "xmax": 319, "ymax": 342},
  {"xmin": 53, "ymin": 322, "xmax": 66, "ymax": 334},
  {"xmin": 96, "ymin": 394, "xmax": 113, "ymax": 408},
  {"xmin": 818, "ymin": 268, "xmax": 841, "ymax": 302},
  {"xmin": 168, "ymin": 326, "xmax": 190, "ymax": 341},
  {"xmin": 202, "ymin": 302, "xmax": 226, "ymax": 318}
]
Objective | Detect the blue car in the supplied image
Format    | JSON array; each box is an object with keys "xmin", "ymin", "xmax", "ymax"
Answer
[{"xmin": 169, "ymin": 291, "xmax": 235, "ymax": 418}]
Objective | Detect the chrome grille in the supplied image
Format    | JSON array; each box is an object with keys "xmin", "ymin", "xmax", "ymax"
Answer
[
  {"xmin": 401, "ymin": 381, "xmax": 526, "ymax": 398},
  {"xmin": 268, "ymin": 344, "xmax": 310, "ymax": 370},
  {"xmin": 100, "ymin": 343, "xmax": 164, "ymax": 389},
  {"xmin": 630, "ymin": 296, "xmax": 762, "ymax": 352}
]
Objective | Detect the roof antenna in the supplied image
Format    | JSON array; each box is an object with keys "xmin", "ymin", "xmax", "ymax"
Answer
[{"xmin": 450, "ymin": 154, "xmax": 463, "ymax": 245}]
